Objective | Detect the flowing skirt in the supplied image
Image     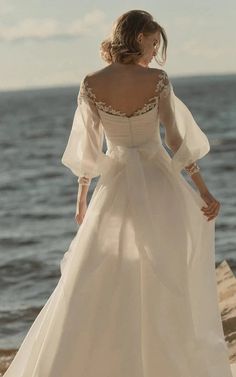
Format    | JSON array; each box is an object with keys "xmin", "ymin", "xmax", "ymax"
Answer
[{"xmin": 4, "ymin": 144, "xmax": 235, "ymax": 377}]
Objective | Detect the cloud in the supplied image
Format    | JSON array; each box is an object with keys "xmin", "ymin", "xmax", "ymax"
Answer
[
  {"xmin": 68, "ymin": 10, "xmax": 108, "ymax": 36},
  {"xmin": 0, "ymin": 9, "xmax": 107, "ymax": 42},
  {"xmin": 0, "ymin": 0, "xmax": 14, "ymax": 16},
  {"xmin": 173, "ymin": 38, "xmax": 222, "ymax": 59}
]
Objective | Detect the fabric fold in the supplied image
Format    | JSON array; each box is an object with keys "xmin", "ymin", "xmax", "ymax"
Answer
[
  {"xmin": 61, "ymin": 77, "xmax": 110, "ymax": 181},
  {"xmin": 159, "ymin": 75, "xmax": 210, "ymax": 173},
  {"xmin": 106, "ymin": 140, "xmax": 188, "ymax": 298}
]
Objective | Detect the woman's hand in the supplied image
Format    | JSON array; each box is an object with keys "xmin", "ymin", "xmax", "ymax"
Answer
[
  {"xmin": 75, "ymin": 199, "xmax": 88, "ymax": 225},
  {"xmin": 200, "ymin": 191, "xmax": 221, "ymax": 221}
]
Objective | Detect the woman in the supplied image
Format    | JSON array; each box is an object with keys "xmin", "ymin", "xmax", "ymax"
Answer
[{"xmin": 4, "ymin": 9, "xmax": 235, "ymax": 377}]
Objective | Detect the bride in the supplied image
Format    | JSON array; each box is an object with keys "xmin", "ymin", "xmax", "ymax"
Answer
[{"xmin": 4, "ymin": 9, "xmax": 235, "ymax": 377}]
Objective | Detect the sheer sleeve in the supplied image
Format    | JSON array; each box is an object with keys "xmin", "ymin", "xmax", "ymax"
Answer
[
  {"xmin": 61, "ymin": 76, "xmax": 107, "ymax": 185},
  {"xmin": 158, "ymin": 71, "xmax": 210, "ymax": 173}
]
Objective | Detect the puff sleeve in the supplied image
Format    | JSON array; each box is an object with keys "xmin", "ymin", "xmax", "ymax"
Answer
[
  {"xmin": 158, "ymin": 71, "xmax": 210, "ymax": 173},
  {"xmin": 61, "ymin": 76, "xmax": 108, "ymax": 185}
]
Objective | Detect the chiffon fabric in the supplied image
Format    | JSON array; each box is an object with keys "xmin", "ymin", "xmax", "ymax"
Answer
[{"xmin": 4, "ymin": 71, "xmax": 235, "ymax": 377}]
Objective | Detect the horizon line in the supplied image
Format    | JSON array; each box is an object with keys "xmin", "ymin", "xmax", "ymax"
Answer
[{"xmin": 0, "ymin": 70, "xmax": 235, "ymax": 94}]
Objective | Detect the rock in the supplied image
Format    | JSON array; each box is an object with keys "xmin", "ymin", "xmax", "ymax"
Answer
[{"xmin": 216, "ymin": 259, "xmax": 236, "ymax": 363}]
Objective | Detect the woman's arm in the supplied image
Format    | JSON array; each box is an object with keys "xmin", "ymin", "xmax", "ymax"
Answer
[
  {"xmin": 158, "ymin": 71, "xmax": 221, "ymax": 222},
  {"xmin": 170, "ymin": 144, "xmax": 221, "ymax": 222},
  {"xmin": 75, "ymin": 178, "xmax": 90, "ymax": 225},
  {"xmin": 61, "ymin": 75, "xmax": 105, "ymax": 225},
  {"xmin": 169, "ymin": 140, "xmax": 210, "ymax": 195},
  {"xmin": 188, "ymin": 167, "xmax": 221, "ymax": 221},
  {"xmin": 184, "ymin": 161, "xmax": 209, "ymax": 194}
]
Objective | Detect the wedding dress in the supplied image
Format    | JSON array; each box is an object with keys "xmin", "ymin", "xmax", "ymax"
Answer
[{"xmin": 4, "ymin": 70, "xmax": 236, "ymax": 377}]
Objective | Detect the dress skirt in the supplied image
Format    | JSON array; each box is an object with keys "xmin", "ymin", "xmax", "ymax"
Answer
[{"xmin": 3, "ymin": 142, "xmax": 234, "ymax": 377}]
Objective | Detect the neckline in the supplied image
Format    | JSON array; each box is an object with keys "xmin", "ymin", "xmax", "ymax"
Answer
[
  {"xmin": 97, "ymin": 102, "xmax": 158, "ymax": 119},
  {"xmin": 80, "ymin": 70, "xmax": 168, "ymax": 118}
]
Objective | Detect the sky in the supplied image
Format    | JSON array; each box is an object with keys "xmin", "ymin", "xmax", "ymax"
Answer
[{"xmin": 0, "ymin": 0, "xmax": 235, "ymax": 91}]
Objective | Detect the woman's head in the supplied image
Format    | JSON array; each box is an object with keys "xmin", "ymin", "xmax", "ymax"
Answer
[{"xmin": 100, "ymin": 10, "xmax": 167, "ymax": 67}]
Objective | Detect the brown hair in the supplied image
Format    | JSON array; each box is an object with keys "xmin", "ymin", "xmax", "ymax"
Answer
[{"xmin": 100, "ymin": 10, "xmax": 168, "ymax": 65}]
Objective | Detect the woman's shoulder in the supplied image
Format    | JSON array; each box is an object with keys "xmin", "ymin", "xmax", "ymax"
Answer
[
  {"xmin": 83, "ymin": 66, "xmax": 111, "ymax": 81},
  {"xmin": 149, "ymin": 68, "xmax": 169, "ymax": 83},
  {"xmin": 81, "ymin": 67, "xmax": 109, "ymax": 89},
  {"xmin": 84, "ymin": 66, "xmax": 168, "ymax": 82},
  {"xmin": 80, "ymin": 66, "xmax": 170, "ymax": 101}
]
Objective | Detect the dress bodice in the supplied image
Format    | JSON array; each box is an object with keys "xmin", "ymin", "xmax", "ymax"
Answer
[
  {"xmin": 79, "ymin": 70, "xmax": 169, "ymax": 150},
  {"xmin": 61, "ymin": 69, "xmax": 210, "ymax": 186},
  {"xmin": 97, "ymin": 105, "xmax": 162, "ymax": 150}
]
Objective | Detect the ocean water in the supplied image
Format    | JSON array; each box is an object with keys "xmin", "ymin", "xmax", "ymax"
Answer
[{"xmin": 0, "ymin": 73, "xmax": 236, "ymax": 351}]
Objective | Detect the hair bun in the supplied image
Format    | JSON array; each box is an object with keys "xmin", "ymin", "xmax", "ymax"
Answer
[{"xmin": 100, "ymin": 10, "xmax": 167, "ymax": 65}]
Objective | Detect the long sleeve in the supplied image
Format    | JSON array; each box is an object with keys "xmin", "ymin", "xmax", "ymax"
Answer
[
  {"xmin": 158, "ymin": 71, "xmax": 210, "ymax": 173},
  {"xmin": 61, "ymin": 76, "xmax": 107, "ymax": 185}
]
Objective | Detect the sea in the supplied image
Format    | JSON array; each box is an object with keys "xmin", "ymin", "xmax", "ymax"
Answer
[{"xmin": 0, "ymin": 73, "xmax": 236, "ymax": 355}]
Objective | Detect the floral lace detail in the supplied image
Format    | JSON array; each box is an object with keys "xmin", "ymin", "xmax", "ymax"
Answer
[
  {"xmin": 78, "ymin": 70, "xmax": 170, "ymax": 118},
  {"xmin": 155, "ymin": 70, "xmax": 170, "ymax": 98}
]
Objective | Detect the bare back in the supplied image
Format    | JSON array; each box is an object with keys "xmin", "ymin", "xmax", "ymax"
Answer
[{"xmin": 84, "ymin": 65, "xmax": 167, "ymax": 118}]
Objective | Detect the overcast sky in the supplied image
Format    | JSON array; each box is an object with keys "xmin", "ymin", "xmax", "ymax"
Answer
[{"xmin": 0, "ymin": 0, "xmax": 235, "ymax": 91}]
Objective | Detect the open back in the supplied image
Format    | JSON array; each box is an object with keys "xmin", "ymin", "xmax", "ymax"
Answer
[
  {"xmin": 61, "ymin": 67, "xmax": 210, "ymax": 186},
  {"xmin": 79, "ymin": 68, "xmax": 169, "ymax": 118}
]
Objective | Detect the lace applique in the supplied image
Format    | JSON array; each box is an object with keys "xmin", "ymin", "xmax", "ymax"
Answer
[
  {"xmin": 155, "ymin": 70, "xmax": 170, "ymax": 98},
  {"xmin": 79, "ymin": 70, "xmax": 170, "ymax": 118}
]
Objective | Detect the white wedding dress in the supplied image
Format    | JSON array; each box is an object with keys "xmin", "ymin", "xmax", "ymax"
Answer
[{"xmin": 4, "ymin": 70, "xmax": 236, "ymax": 377}]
